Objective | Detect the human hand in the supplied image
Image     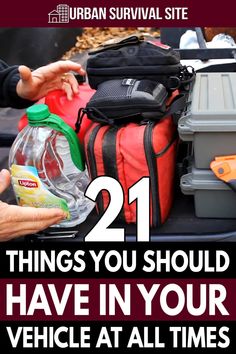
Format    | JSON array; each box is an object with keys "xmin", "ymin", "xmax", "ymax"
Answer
[
  {"xmin": 16, "ymin": 60, "xmax": 85, "ymax": 102},
  {"xmin": 0, "ymin": 169, "xmax": 67, "ymax": 241}
]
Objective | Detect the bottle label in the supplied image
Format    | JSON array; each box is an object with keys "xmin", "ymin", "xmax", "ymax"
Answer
[{"xmin": 10, "ymin": 164, "xmax": 70, "ymax": 218}]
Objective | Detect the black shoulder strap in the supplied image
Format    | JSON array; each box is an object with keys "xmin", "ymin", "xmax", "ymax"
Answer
[
  {"xmin": 164, "ymin": 93, "xmax": 188, "ymax": 118},
  {"xmin": 102, "ymin": 127, "xmax": 126, "ymax": 222},
  {"xmin": 140, "ymin": 92, "xmax": 188, "ymax": 124}
]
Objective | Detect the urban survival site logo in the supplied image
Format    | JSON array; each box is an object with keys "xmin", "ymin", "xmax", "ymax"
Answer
[
  {"xmin": 48, "ymin": 4, "xmax": 70, "ymax": 24},
  {"xmin": 48, "ymin": 4, "xmax": 189, "ymax": 23},
  {"xmin": 48, "ymin": 4, "xmax": 108, "ymax": 23}
]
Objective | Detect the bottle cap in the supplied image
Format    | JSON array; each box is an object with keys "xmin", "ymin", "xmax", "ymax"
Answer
[{"xmin": 26, "ymin": 104, "xmax": 50, "ymax": 123}]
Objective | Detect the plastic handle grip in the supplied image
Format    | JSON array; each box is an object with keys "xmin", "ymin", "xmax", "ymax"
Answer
[{"xmin": 29, "ymin": 114, "xmax": 85, "ymax": 171}]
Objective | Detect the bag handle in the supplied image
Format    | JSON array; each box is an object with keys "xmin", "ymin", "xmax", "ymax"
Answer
[
  {"xmin": 76, "ymin": 107, "xmax": 115, "ymax": 130},
  {"xmin": 88, "ymin": 34, "xmax": 145, "ymax": 55},
  {"xmin": 166, "ymin": 66, "xmax": 195, "ymax": 91}
]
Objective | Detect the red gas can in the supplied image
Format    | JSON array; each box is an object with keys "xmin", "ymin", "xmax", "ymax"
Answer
[{"xmin": 18, "ymin": 83, "xmax": 95, "ymax": 144}]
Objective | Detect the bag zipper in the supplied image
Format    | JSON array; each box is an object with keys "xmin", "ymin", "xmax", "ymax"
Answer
[{"xmin": 144, "ymin": 121, "xmax": 161, "ymax": 227}]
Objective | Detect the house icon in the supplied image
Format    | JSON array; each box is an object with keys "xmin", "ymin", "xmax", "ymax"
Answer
[
  {"xmin": 48, "ymin": 4, "xmax": 70, "ymax": 23},
  {"xmin": 48, "ymin": 10, "xmax": 61, "ymax": 23}
]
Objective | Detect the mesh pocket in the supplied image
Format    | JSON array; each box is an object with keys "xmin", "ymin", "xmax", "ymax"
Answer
[{"xmin": 91, "ymin": 80, "xmax": 129, "ymax": 102}]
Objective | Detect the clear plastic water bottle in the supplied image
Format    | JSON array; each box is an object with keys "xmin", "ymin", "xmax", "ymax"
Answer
[{"xmin": 9, "ymin": 104, "xmax": 94, "ymax": 227}]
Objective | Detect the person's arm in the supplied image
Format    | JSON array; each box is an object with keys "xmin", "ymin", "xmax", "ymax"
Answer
[
  {"xmin": 0, "ymin": 59, "xmax": 86, "ymax": 108},
  {"xmin": 16, "ymin": 61, "xmax": 85, "ymax": 102},
  {"xmin": 0, "ymin": 60, "xmax": 86, "ymax": 241},
  {"xmin": 0, "ymin": 59, "xmax": 33, "ymax": 108}
]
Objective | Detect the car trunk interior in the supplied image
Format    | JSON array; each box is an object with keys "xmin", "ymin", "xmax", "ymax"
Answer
[{"xmin": 1, "ymin": 28, "xmax": 236, "ymax": 241}]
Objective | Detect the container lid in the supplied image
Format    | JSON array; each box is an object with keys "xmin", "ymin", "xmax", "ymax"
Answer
[
  {"xmin": 181, "ymin": 165, "xmax": 231, "ymax": 194},
  {"xmin": 26, "ymin": 104, "xmax": 50, "ymax": 122},
  {"xmin": 178, "ymin": 72, "xmax": 236, "ymax": 136}
]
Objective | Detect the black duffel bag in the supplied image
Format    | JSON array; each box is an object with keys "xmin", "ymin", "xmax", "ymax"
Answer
[{"xmin": 86, "ymin": 34, "xmax": 190, "ymax": 91}]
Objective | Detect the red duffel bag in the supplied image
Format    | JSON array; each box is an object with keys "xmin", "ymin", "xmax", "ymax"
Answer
[{"xmin": 84, "ymin": 114, "xmax": 178, "ymax": 227}]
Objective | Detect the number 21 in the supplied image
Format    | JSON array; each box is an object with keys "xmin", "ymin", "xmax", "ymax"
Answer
[{"xmin": 84, "ymin": 177, "xmax": 150, "ymax": 242}]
